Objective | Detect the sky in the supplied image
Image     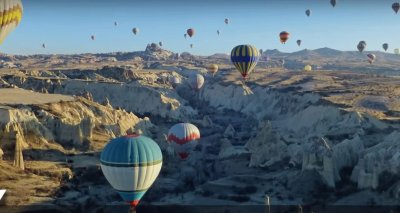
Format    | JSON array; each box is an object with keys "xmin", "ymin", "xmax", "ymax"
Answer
[{"xmin": 2, "ymin": 0, "xmax": 400, "ymax": 55}]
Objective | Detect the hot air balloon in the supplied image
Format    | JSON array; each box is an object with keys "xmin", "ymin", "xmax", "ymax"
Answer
[
  {"xmin": 100, "ymin": 135, "xmax": 162, "ymax": 210},
  {"xmin": 280, "ymin": 59, "xmax": 285, "ymax": 67},
  {"xmin": 159, "ymin": 41, "xmax": 163, "ymax": 47},
  {"xmin": 167, "ymin": 123, "xmax": 200, "ymax": 160},
  {"xmin": 91, "ymin": 35, "xmax": 95, "ymax": 40},
  {"xmin": 367, "ymin": 54, "xmax": 376, "ymax": 64},
  {"xmin": 297, "ymin": 40, "xmax": 302, "ymax": 47},
  {"xmin": 184, "ymin": 34, "xmax": 187, "ymax": 39},
  {"xmin": 230, "ymin": 44, "xmax": 260, "ymax": 78},
  {"xmin": 114, "ymin": 21, "xmax": 117, "ymax": 26},
  {"xmin": 132, "ymin": 28, "xmax": 139, "ymax": 35},
  {"xmin": 224, "ymin": 18, "xmax": 229, "ymax": 24},
  {"xmin": 393, "ymin": 3, "xmax": 400, "ymax": 14},
  {"xmin": 395, "ymin": 48, "xmax": 400, "ymax": 55},
  {"xmin": 357, "ymin": 41, "xmax": 366, "ymax": 53},
  {"xmin": 42, "ymin": 43, "xmax": 46, "ymax": 48},
  {"xmin": 188, "ymin": 73, "xmax": 204, "ymax": 90},
  {"xmin": 279, "ymin": 31, "xmax": 290, "ymax": 44},
  {"xmin": 208, "ymin": 64, "xmax": 219, "ymax": 76},
  {"xmin": 304, "ymin": 65, "xmax": 312, "ymax": 72},
  {"xmin": 383, "ymin": 43, "xmax": 389, "ymax": 51},
  {"xmin": 187, "ymin": 28, "xmax": 195, "ymax": 38},
  {"xmin": 217, "ymin": 30, "xmax": 220, "ymax": 35},
  {"xmin": 170, "ymin": 76, "xmax": 181, "ymax": 88},
  {"xmin": 0, "ymin": 0, "xmax": 23, "ymax": 45},
  {"xmin": 259, "ymin": 49, "xmax": 263, "ymax": 55},
  {"xmin": 190, "ymin": 44, "xmax": 194, "ymax": 49},
  {"xmin": 330, "ymin": 0, "xmax": 337, "ymax": 7},
  {"xmin": 306, "ymin": 9, "xmax": 312, "ymax": 17}
]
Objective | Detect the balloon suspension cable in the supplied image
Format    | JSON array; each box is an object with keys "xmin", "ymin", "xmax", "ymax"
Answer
[{"xmin": 241, "ymin": 78, "xmax": 254, "ymax": 95}]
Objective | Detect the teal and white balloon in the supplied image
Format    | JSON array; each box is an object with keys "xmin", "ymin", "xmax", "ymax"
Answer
[{"xmin": 100, "ymin": 134, "xmax": 163, "ymax": 208}]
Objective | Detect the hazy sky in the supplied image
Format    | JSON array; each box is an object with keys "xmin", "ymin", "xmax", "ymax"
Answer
[{"xmin": 2, "ymin": 0, "xmax": 400, "ymax": 55}]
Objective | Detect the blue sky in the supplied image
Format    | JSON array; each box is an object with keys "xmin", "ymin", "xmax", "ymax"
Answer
[{"xmin": 2, "ymin": 0, "xmax": 400, "ymax": 55}]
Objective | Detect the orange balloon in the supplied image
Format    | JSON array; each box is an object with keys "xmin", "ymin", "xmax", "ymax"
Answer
[{"xmin": 279, "ymin": 31, "xmax": 290, "ymax": 44}]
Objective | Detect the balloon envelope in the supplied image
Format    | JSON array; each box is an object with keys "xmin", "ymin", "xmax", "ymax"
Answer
[
  {"xmin": 187, "ymin": 28, "xmax": 195, "ymax": 37},
  {"xmin": 395, "ymin": 48, "xmax": 400, "ymax": 55},
  {"xmin": 167, "ymin": 123, "xmax": 200, "ymax": 160},
  {"xmin": 297, "ymin": 40, "xmax": 302, "ymax": 47},
  {"xmin": 224, "ymin": 18, "xmax": 229, "ymax": 24},
  {"xmin": 357, "ymin": 42, "xmax": 366, "ymax": 52},
  {"xmin": 208, "ymin": 64, "xmax": 219, "ymax": 75},
  {"xmin": 100, "ymin": 135, "xmax": 162, "ymax": 208},
  {"xmin": 304, "ymin": 65, "xmax": 312, "ymax": 71},
  {"xmin": 132, "ymin": 28, "xmax": 139, "ymax": 35},
  {"xmin": 367, "ymin": 54, "xmax": 376, "ymax": 64},
  {"xmin": 188, "ymin": 73, "xmax": 204, "ymax": 90},
  {"xmin": 393, "ymin": 3, "xmax": 400, "ymax": 13},
  {"xmin": 0, "ymin": 0, "xmax": 23, "ymax": 45},
  {"xmin": 330, "ymin": 0, "xmax": 337, "ymax": 7},
  {"xmin": 383, "ymin": 43, "xmax": 389, "ymax": 51},
  {"xmin": 279, "ymin": 31, "xmax": 290, "ymax": 44},
  {"xmin": 306, "ymin": 9, "xmax": 311, "ymax": 17},
  {"xmin": 230, "ymin": 44, "xmax": 260, "ymax": 78}
]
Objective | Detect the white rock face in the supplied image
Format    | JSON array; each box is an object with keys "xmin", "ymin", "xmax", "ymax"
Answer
[
  {"xmin": 351, "ymin": 131, "xmax": 400, "ymax": 189},
  {"xmin": 201, "ymin": 82, "xmax": 395, "ymax": 190},
  {"xmin": 55, "ymin": 80, "xmax": 197, "ymax": 120},
  {"xmin": 0, "ymin": 97, "xmax": 152, "ymax": 153}
]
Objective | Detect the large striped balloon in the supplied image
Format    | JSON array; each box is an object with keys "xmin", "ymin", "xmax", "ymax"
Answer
[
  {"xmin": 167, "ymin": 123, "xmax": 200, "ymax": 160},
  {"xmin": 100, "ymin": 135, "xmax": 163, "ymax": 208},
  {"xmin": 230, "ymin": 44, "xmax": 260, "ymax": 79},
  {"xmin": 0, "ymin": 0, "xmax": 23, "ymax": 45}
]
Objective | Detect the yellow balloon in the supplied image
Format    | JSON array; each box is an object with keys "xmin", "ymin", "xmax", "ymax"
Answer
[
  {"xmin": 0, "ymin": 0, "xmax": 23, "ymax": 45},
  {"xmin": 208, "ymin": 64, "xmax": 219, "ymax": 75},
  {"xmin": 304, "ymin": 65, "xmax": 312, "ymax": 72}
]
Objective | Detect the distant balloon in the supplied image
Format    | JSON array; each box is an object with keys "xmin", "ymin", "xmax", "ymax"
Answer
[
  {"xmin": 224, "ymin": 18, "xmax": 229, "ymax": 24},
  {"xmin": 42, "ymin": 43, "xmax": 46, "ymax": 48},
  {"xmin": 231, "ymin": 44, "xmax": 260, "ymax": 79},
  {"xmin": 0, "ymin": 0, "xmax": 23, "ymax": 45},
  {"xmin": 114, "ymin": 21, "xmax": 117, "ymax": 26},
  {"xmin": 330, "ymin": 0, "xmax": 337, "ymax": 7},
  {"xmin": 394, "ymin": 48, "xmax": 400, "ymax": 55},
  {"xmin": 184, "ymin": 34, "xmax": 187, "ymax": 39},
  {"xmin": 297, "ymin": 40, "xmax": 302, "ymax": 47},
  {"xmin": 159, "ymin": 41, "xmax": 163, "ymax": 47},
  {"xmin": 393, "ymin": 3, "xmax": 400, "ymax": 14},
  {"xmin": 170, "ymin": 76, "xmax": 181, "ymax": 88},
  {"xmin": 187, "ymin": 28, "xmax": 195, "ymax": 37},
  {"xmin": 190, "ymin": 44, "xmax": 194, "ymax": 49},
  {"xmin": 306, "ymin": 9, "xmax": 312, "ymax": 17},
  {"xmin": 383, "ymin": 43, "xmax": 389, "ymax": 51},
  {"xmin": 100, "ymin": 135, "xmax": 162, "ymax": 209},
  {"xmin": 367, "ymin": 54, "xmax": 376, "ymax": 64},
  {"xmin": 259, "ymin": 49, "xmax": 263, "ymax": 55},
  {"xmin": 279, "ymin": 31, "xmax": 290, "ymax": 44},
  {"xmin": 167, "ymin": 123, "xmax": 200, "ymax": 160},
  {"xmin": 91, "ymin": 35, "xmax": 95, "ymax": 40},
  {"xmin": 188, "ymin": 73, "xmax": 204, "ymax": 90},
  {"xmin": 217, "ymin": 30, "xmax": 220, "ymax": 35},
  {"xmin": 304, "ymin": 65, "xmax": 312, "ymax": 72},
  {"xmin": 280, "ymin": 59, "xmax": 285, "ymax": 66},
  {"xmin": 132, "ymin": 28, "xmax": 139, "ymax": 35},
  {"xmin": 357, "ymin": 41, "xmax": 366, "ymax": 53},
  {"xmin": 208, "ymin": 64, "xmax": 219, "ymax": 76}
]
